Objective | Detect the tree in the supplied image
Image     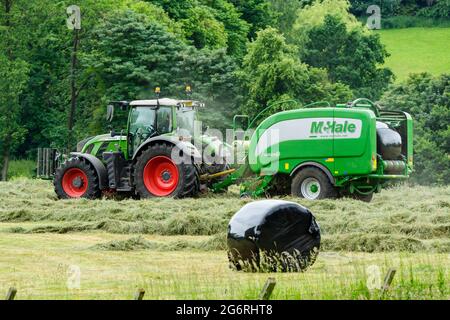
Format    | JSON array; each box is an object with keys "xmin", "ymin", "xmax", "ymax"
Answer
[
  {"xmin": 302, "ymin": 15, "xmax": 393, "ymax": 99},
  {"xmin": 149, "ymin": 0, "xmax": 196, "ymax": 20},
  {"xmin": 380, "ymin": 73, "xmax": 450, "ymax": 185},
  {"xmin": 200, "ymin": 0, "xmax": 250, "ymax": 58},
  {"xmin": 0, "ymin": 56, "xmax": 29, "ymax": 180},
  {"xmin": 85, "ymin": 10, "xmax": 240, "ymax": 133},
  {"xmin": 238, "ymin": 27, "xmax": 352, "ymax": 120},
  {"xmin": 181, "ymin": 5, "xmax": 228, "ymax": 50},
  {"xmin": 0, "ymin": 0, "xmax": 30, "ymax": 180},
  {"xmin": 269, "ymin": 0, "xmax": 303, "ymax": 42},
  {"xmin": 293, "ymin": 0, "xmax": 361, "ymax": 50},
  {"xmin": 178, "ymin": 47, "xmax": 240, "ymax": 129},
  {"xmin": 151, "ymin": 0, "xmax": 250, "ymax": 57},
  {"xmin": 229, "ymin": 0, "xmax": 276, "ymax": 39}
]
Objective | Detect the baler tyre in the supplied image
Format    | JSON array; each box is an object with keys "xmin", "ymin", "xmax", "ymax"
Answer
[
  {"xmin": 54, "ymin": 157, "xmax": 101, "ymax": 199},
  {"xmin": 291, "ymin": 167, "xmax": 337, "ymax": 200},
  {"xmin": 134, "ymin": 143, "xmax": 199, "ymax": 198}
]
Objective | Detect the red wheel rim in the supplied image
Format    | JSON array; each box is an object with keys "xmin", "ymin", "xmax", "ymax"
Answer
[
  {"xmin": 62, "ymin": 168, "xmax": 89, "ymax": 198},
  {"xmin": 143, "ymin": 156, "xmax": 179, "ymax": 196}
]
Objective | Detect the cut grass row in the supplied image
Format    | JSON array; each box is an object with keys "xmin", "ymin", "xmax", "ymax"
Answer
[{"xmin": 0, "ymin": 179, "xmax": 448, "ymax": 253}]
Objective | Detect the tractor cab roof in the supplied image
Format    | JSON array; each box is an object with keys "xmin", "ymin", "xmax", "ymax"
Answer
[
  {"xmin": 130, "ymin": 98, "xmax": 179, "ymax": 107},
  {"xmin": 129, "ymin": 98, "xmax": 205, "ymax": 108}
]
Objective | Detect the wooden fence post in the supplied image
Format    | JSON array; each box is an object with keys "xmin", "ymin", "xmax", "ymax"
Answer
[
  {"xmin": 259, "ymin": 277, "xmax": 276, "ymax": 300},
  {"xmin": 381, "ymin": 268, "xmax": 396, "ymax": 295},
  {"xmin": 134, "ymin": 288, "xmax": 145, "ymax": 300},
  {"xmin": 5, "ymin": 287, "xmax": 17, "ymax": 300}
]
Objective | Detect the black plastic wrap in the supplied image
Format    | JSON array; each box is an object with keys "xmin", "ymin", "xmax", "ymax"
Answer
[
  {"xmin": 376, "ymin": 122, "xmax": 402, "ymax": 160},
  {"xmin": 227, "ymin": 200, "xmax": 320, "ymax": 272}
]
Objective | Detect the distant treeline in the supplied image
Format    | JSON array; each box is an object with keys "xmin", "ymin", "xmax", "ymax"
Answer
[
  {"xmin": 0, "ymin": 0, "xmax": 448, "ymax": 184},
  {"xmin": 350, "ymin": 0, "xmax": 450, "ymax": 18}
]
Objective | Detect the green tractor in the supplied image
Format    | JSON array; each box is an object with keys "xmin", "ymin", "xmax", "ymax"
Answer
[
  {"xmin": 38, "ymin": 96, "xmax": 413, "ymax": 202},
  {"xmin": 50, "ymin": 97, "xmax": 229, "ymax": 199}
]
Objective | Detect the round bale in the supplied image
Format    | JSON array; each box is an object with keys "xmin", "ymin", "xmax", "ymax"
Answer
[{"xmin": 227, "ymin": 200, "xmax": 320, "ymax": 272}]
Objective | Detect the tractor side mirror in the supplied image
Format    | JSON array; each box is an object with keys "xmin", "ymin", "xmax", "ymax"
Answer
[
  {"xmin": 106, "ymin": 104, "xmax": 114, "ymax": 122},
  {"xmin": 110, "ymin": 128, "xmax": 119, "ymax": 137}
]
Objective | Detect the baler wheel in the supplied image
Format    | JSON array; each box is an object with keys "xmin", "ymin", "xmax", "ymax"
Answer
[
  {"xmin": 54, "ymin": 158, "xmax": 101, "ymax": 199},
  {"xmin": 291, "ymin": 167, "xmax": 337, "ymax": 200},
  {"xmin": 134, "ymin": 143, "xmax": 199, "ymax": 198}
]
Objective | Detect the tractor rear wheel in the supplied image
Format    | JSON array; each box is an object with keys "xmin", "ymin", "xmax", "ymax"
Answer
[
  {"xmin": 134, "ymin": 143, "xmax": 199, "ymax": 198},
  {"xmin": 54, "ymin": 158, "xmax": 101, "ymax": 199},
  {"xmin": 291, "ymin": 167, "xmax": 337, "ymax": 200}
]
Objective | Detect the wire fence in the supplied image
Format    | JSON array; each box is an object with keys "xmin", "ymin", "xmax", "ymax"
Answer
[
  {"xmin": 2, "ymin": 268, "xmax": 403, "ymax": 300},
  {"xmin": 3, "ymin": 277, "xmax": 279, "ymax": 300}
]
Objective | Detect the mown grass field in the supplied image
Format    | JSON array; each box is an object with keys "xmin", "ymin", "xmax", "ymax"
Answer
[
  {"xmin": 376, "ymin": 27, "xmax": 450, "ymax": 82},
  {"xmin": 0, "ymin": 179, "xmax": 448, "ymax": 300}
]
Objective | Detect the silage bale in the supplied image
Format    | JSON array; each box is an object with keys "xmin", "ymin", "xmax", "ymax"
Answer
[{"xmin": 227, "ymin": 200, "xmax": 320, "ymax": 272}]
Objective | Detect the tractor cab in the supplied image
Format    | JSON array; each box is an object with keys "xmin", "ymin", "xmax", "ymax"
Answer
[
  {"xmin": 105, "ymin": 98, "xmax": 204, "ymax": 159},
  {"xmin": 127, "ymin": 98, "xmax": 177, "ymax": 157}
]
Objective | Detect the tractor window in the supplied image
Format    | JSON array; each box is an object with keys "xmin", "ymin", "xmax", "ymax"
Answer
[
  {"xmin": 129, "ymin": 107, "xmax": 156, "ymax": 136},
  {"xmin": 156, "ymin": 107, "xmax": 172, "ymax": 134},
  {"xmin": 128, "ymin": 107, "xmax": 157, "ymax": 156},
  {"xmin": 177, "ymin": 109, "xmax": 195, "ymax": 136}
]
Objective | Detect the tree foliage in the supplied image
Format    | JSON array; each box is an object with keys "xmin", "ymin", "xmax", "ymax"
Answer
[
  {"xmin": 238, "ymin": 27, "xmax": 352, "ymax": 119},
  {"xmin": 229, "ymin": 0, "xmax": 276, "ymax": 38},
  {"xmin": 0, "ymin": 0, "xmax": 31, "ymax": 179},
  {"xmin": 349, "ymin": 0, "xmax": 450, "ymax": 18},
  {"xmin": 303, "ymin": 15, "xmax": 393, "ymax": 100},
  {"xmin": 293, "ymin": 0, "xmax": 361, "ymax": 49},
  {"xmin": 0, "ymin": 0, "xmax": 447, "ymax": 185},
  {"xmin": 380, "ymin": 73, "xmax": 450, "ymax": 185},
  {"xmin": 269, "ymin": 0, "xmax": 303, "ymax": 42},
  {"xmin": 85, "ymin": 10, "xmax": 239, "ymax": 133}
]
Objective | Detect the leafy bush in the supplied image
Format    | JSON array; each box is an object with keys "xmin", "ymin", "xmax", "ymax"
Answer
[
  {"xmin": 418, "ymin": 0, "xmax": 450, "ymax": 18},
  {"xmin": 381, "ymin": 15, "xmax": 450, "ymax": 29},
  {"xmin": 350, "ymin": 0, "xmax": 449, "ymax": 18},
  {"xmin": 7, "ymin": 160, "xmax": 35, "ymax": 179},
  {"xmin": 380, "ymin": 73, "xmax": 450, "ymax": 185},
  {"xmin": 350, "ymin": 0, "xmax": 404, "ymax": 17}
]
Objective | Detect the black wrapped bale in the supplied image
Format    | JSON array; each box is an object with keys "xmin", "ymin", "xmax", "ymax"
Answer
[
  {"xmin": 376, "ymin": 121, "xmax": 402, "ymax": 160},
  {"xmin": 227, "ymin": 200, "xmax": 320, "ymax": 272}
]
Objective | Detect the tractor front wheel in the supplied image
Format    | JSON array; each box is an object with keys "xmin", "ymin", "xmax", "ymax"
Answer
[
  {"xmin": 291, "ymin": 167, "xmax": 337, "ymax": 200},
  {"xmin": 54, "ymin": 158, "xmax": 101, "ymax": 199},
  {"xmin": 134, "ymin": 143, "xmax": 199, "ymax": 198}
]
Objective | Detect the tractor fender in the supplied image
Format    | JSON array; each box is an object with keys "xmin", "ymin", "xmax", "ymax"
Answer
[
  {"xmin": 70, "ymin": 152, "xmax": 109, "ymax": 190},
  {"xmin": 132, "ymin": 136, "xmax": 202, "ymax": 164},
  {"xmin": 290, "ymin": 161, "xmax": 335, "ymax": 185}
]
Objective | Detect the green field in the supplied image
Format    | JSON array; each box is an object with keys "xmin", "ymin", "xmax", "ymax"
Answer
[
  {"xmin": 377, "ymin": 27, "xmax": 450, "ymax": 82},
  {"xmin": 0, "ymin": 179, "xmax": 448, "ymax": 299}
]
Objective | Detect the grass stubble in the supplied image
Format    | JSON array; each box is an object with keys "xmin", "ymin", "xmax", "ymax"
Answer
[{"xmin": 0, "ymin": 178, "xmax": 448, "ymax": 299}]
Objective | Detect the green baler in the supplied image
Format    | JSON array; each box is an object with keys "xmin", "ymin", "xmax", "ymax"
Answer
[{"xmin": 214, "ymin": 98, "xmax": 413, "ymax": 202}]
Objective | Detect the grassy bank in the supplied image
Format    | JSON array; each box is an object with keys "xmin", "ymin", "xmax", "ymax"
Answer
[{"xmin": 377, "ymin": 27, "xmax": 450, "ymax": 82}]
